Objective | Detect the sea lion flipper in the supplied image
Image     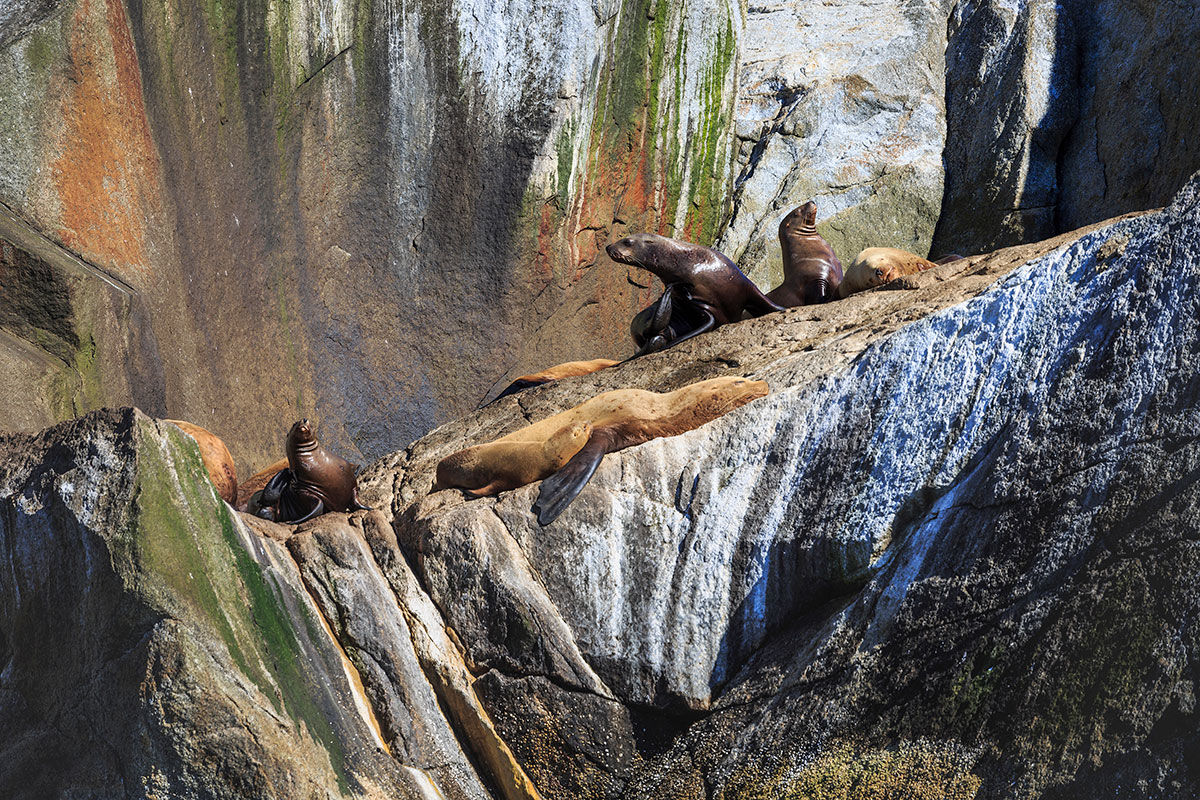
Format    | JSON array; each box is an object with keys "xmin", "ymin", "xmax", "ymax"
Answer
[
  {"xmin": 532, "ymin": 429, "xmax": 615, "ymax": 525},
  {"xmin": 663, "ymin": 304, "xmax": 717, "ymax": 349},
  {"xmin": 483, "ymin": 378, "xmax": 545, "ymax": 407},
  {"xmin": 289, "ymin": 496, "xmax": 325, "ymax": 524},
  {"xmin": 260, "ymin": 468, "xmax": 291, "ymax": 505}
]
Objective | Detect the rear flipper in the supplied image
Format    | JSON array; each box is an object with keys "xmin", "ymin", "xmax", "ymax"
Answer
[
  {"xmin": 282, "ymin": 493, "xmax": 324, "ymax": 524},
  {"xmin": 482, "ymin": 378, "xmax": 547, "ymax": 407},
  {"xmin": 532, "ymin": 428, "xmax": 616, "ymax": 525}
]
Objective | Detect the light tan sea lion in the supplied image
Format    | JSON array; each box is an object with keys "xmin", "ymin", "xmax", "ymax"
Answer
[
  {"xmin": 486, "ymin": 358, "xmax": 621, "ymax": 405},
  {"xmin": 836, "ymin": 247, "xmax": 940, "ymax": 299},
  {"xmin": 435, "ymin": 376, "xmax": 770, "ymax": 524},
  {"xmin": 165, "ymin": 420, "xmax": 238, "ymax": 506}
]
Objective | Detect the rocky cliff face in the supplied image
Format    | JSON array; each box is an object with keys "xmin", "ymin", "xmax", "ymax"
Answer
[
  {"xmin": 1, "ymin": 0, "xmax": 1197, "ymax": 472},
  {"xmin": 5, "ymin": 170, "xmax": 1198, "ymax": 798}
]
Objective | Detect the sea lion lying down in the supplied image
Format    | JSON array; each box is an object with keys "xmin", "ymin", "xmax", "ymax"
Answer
[
  {"xmin": 434, "ymin": 376, "xmax": 769, "ymax": 524},
  {"xmin": 836, "ymin": 247, "xmax": 939, "ymax": 299},
  {"xmin": 484, "ymin": 358, "xmax": 620, "ymax": 406}
]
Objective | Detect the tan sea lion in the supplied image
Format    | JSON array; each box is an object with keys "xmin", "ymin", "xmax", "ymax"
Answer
[
  {"xmin": 434, "ymin": 376, "xmax": 770, "ymax": 524},
  {"xmin": 256, "ymin": 419, "xmax": 370, "ymax": 523},
  {"xmin": 607, "ymin": 233, "xmax": 784, "ymax": 355},
  {"xmin": 165, "ymin": 420, "xmax": 238, "ymax": 506},
  {"xmin": 767, "ymin": 201, "xmax": 843, "ymax": 306},
  {"xmin": 485, "ymin": 359, "xmax": 620, "ymax": 405},
  {"xmin": 836, "ymin": 247, "xmax": 940, "ymax": 299}
]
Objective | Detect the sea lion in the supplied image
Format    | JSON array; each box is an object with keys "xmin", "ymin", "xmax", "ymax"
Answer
[
  {"xmin": 485, "ymin": 359, "xmax": 620, "ymax": 405},
  {"xmin": 236, "ymin": 457, "xmax": 289, "ymax": 513},
  {"xmin": 607, "ymin": 233, "xmax": 784, "ymax": 354},
  {"xmin": 767, "ymin": 201, "xmax": 843, "ymax": 306},
  {"xmin": 165, "ymin": 420, "xmax": 238, "ymax": 506},
  {"xmin": 434, "ymin": 376, "xmax": 769, "ymax": 524},
  {"xmin": 255, "ymin": 419, "xmax": 370, "ymax": 523},
  {"xmin": 836, "ymin": 247, "xmax": 940, "ymax": 299}
]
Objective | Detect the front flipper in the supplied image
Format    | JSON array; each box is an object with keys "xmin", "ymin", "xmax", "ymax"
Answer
[
  {"xmin": 260, "ymin": 468, "xmax": 291, "ymax": 506},
  {"xmin": 532, "ymin": 428, "xmax": 617, "ymax": 525},
  {"xmin": 661, "ymin": 303, "xmax": 717, "ymax": 349},
  {"xmin": 348, "ymin": 490, "xmax": 372, "ymax": 512}
]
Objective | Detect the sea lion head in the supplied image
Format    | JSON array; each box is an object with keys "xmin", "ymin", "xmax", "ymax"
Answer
[
  {"xmin": 606, "ymin": 233, "xmax": 676, "ymax": 269},
  {"xmin": 780, "ymin": 201, "xmax": 818, "ymax": 237},
  {"xmin": 287, "ymin": 419, "xmax": 319, "ymax": 453}
]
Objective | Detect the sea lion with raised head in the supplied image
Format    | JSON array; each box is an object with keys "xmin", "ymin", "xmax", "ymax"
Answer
[
  {"xmin": 256, "ymin": 419, "xmax": 370, "ymax": 523},
  {"xmin": 607, "ymin": 233, "xmax": 784, "ymax": 354},
  {"xmin": 434, "ymin": 376, "xmax": 769, "ymax": 524},
  {"xmin": 166, "ymin": 420, "xmax": 238, "ymax": 505},
  {"xmin": 484, "ymin": 359, "xmax": 620, "ymax": 405},
  {"xmin": 836, "ymin": 247, "xmax": 940, "ymax": 299},
  {"xmin": 767, "ymin": 201, "xmax": 843, "ymax": 306}
]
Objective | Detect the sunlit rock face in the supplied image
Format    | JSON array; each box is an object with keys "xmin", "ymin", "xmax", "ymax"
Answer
[
  {"xmin": 392, "ymin": 172, "xmax": 1200, "ymax": 797},
  {"xmin": 2, "ymin": 174, "xmax": 1199, "ymax": 799},
  {"xmin": 718, "ymin": 0, "xmax": 949, "ymax": 289}
]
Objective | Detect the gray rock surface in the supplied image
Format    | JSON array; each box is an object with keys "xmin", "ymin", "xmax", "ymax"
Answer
[
  {"xmin": 0, "ymin": 410, "xmax": 474, "ymax": 799},
  {"xmin": 932, "ymin": 0, "xmax": 1200, "ymax": 256},
  {"xmin": 719, "ymin": 0, "xmax": 948, "ymax": 287}
]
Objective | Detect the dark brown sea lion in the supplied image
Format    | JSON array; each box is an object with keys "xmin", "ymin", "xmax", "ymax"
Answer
[
  {"xmin": 165, "ymin": 420, "xmax": 238, "ymax": 506},
  {"xmin": 256, "ymin": 419, "xmax": 370, "ymax": 523},
  {"xmin": 485, "ymin": 358, "xmax": 620, "ymax": 405},
  {"xmin": 434, "ymin": 376, "xmax": 770, "ymax": 524},
  {"xmin": 607, "ymin": 233, "xmax": 784, "ymax": 354},
  {"xmin": 766, "ymin": 201, "xmax": 843, "ymax": 306},
  {"xmin": 836, "ymin": 247, "xmax": 940, "ymax": 299}
]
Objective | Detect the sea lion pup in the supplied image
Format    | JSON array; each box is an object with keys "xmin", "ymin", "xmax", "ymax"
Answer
[
  {"xmin": 484, "ymin": 358, "xmax": 620, "ymax": 406},
  {"xmin": 165, "ymin": 420, "xmax": 238, "ymax": 505},
  {"xmin": 434, "ymin": 376, "xmax": 769, "ymax": 525},
  {"xmin": 767, "ymin": 201, "xmax": 843, "ymax": 306},
  {"xmin": 607, "ymin": 233, "xmax": 784, "ymax": 354},
  {"xmin": 255, "ymin": 419, "xmax": 370, "ymax": 523},
  {"xmin": 836, "ymin": 246, "xmax": 940, "ymax": 299}
]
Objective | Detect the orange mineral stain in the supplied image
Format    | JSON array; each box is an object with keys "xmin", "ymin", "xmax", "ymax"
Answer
[{"xmin": 50, "ymin": 0, "xmax": 163, "ymax": 281}]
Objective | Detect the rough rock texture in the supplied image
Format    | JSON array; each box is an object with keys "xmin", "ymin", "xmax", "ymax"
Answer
[
  {"xmin": 4, "ymin": 174, "xmax": 1200, "ymax": 798},
  {"xmin": 932, "ymin": 0, "xmax": 1200, "ymax": 255},
  {"xmin": 0, "ymin": 409, "xmax": 491, "ymax": 799},
  {"xmin": 378, "ymin": 173, "xmax": 1200, "ymax": 797},
  {"xmin": 4, "ymin": 0, "xmax": 1197, "ymax": 472}
]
